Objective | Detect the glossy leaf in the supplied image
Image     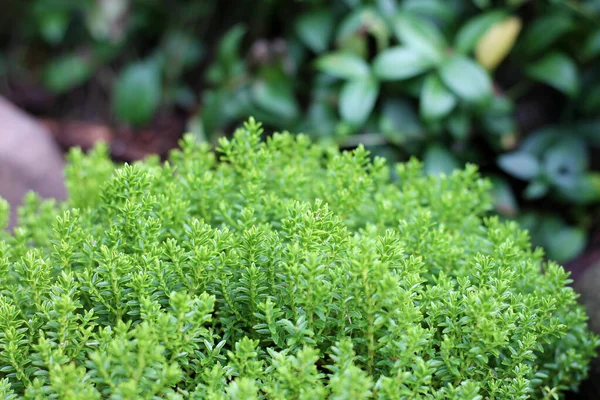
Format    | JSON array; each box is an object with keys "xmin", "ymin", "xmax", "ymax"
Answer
[
  {"xmin": 454, "ymin": 11, "xmax": 508, "ymax": 54},
  {"xmin": 439, "ymin": 55, "xmax": 492, "ymax": 104},
  {"xmin": 316, "ymin": 53, "xmax": 370, "ymax": 80},
  {"xmin": 339, "ymin": 78, "xmax": 379, "ymax": 125},
  {"xmin": 295, "ymin": 10, "xmax": 334, "ymax": 54},
  {"xmin": 497, "ymin": 151, "xmax": 540, "ymax": 180},
  {"xmin": 392, "ymin": 11, "xmax": 447, "ymax": 63},
  {"xmin": 112, "ymin": 61, "xmax": 162, "ymax": 126},
  {"xmin": 420, "ymin": 73, "xmax": 456, "ymax": 120},
  {"xmin": 372, "ymin": 47, "xmax": 434, "ymax": 80},
  {"xmin": 526, "ymin": 52, "xmax": 578, "ymax": 97}
]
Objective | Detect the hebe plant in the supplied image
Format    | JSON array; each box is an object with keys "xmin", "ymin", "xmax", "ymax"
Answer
[{"xmin": 0, "ymin": 119, "xmax": 597, "ymax": 399}]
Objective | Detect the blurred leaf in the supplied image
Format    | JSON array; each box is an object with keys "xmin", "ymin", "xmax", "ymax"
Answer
[
  {"xmin": 379, "ymin": 99, "xmax": 423, "ymax": 142},
  {"xmin": 520, "ymin": 14, "xmax": 572, "ymax": 57},
  {"xmin": 316, "ymin": 53, "xmax": 370, "ymax": 80},
  {"xmin": 543, "ymin": 138, "xmax": 587, "ymax": 188},
  {"xmin": 251, "ymin": 76, "xmax": 299, "ymax": 121},
  {"xmin": 401, "ymin": 0, "xmax": 455, "ymax": 26},
  {"xmin": 448, "ymin": 111, "xmax": 471, "ymax": 140},
  {"xmin": 112, "ymin": 61, "xmax": 161, "ymax": 126},
  {"xmin": 439, "ymin": 55, "xmax": 492, "ymax": 104},
  {"xmin": 581, "ymin": 28, "xmax": 600, "ymax": 61},
  {"xmin": 336, "ymin": 7, "xmax": 390, "ymax": 52},
  {"xmin": 472, "ymin": 0, "xmax": 491, "ymax": 8},
  {"xmin": 526, "ymin": 52, "xmax": 578, "ymax": 97},
  {"xmin": 339, "ymin": 78, "xmax": 379, "ymax": 126},
  {"xmin": 372, "ymin": 47, "xmax": 434, "ymax": 80},
  {"xmin": 420, "ymin": 73, "xmax": 456, "ymax": 120},
  {"xmin": 520, "ymin": 126, "xmax": 562, "ymax": 156},
  {"xmin": 218, "ymin": 25, "xmax": 246, "ymax": 66},
  {"xmin": 498, "ymin": 151, "xmax": 540, "ymax": 180},
  {"xmin": 423, "ymin": 144, "xmax": 460, "ymax": 175},
  {"xmin": 295, "ymin": 9, "xmax": 334, "ymax": 54},
  {"xmin": 43, "ymin": 54, "xmax": 92, "ymax": 93},
  {"xmin": 454, "ymin": 11, "xmax": 507, "ymax": 54},
  {"xmin": 475, "ymin": 16, "xmax": 521, "ymax": 70},
  {"xmin": 393, "ymin": 11, "xmax": 447, "ymax": 63},
  {"xmin": 556, "ymin": 173, "xmax": 600, "ymax": 204},
  {"xmin": 582, "ymin": 83, "xmax": 600, "ymax": 115},
  {"xmin": 540, "ymin": 218, "xmax": 586, "ymax": 262},
  {"xmin": 524, "ymin": 180, "xmax": 549, "ymax": 200},
  {"xmin": 490, "ymin": 176, "xmax": 519, "ymax": 216}
]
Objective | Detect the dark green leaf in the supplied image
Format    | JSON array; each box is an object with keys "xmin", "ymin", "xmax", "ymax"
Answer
[
  {"xmin": 555, "ymin": 173, "xmax": 600, "ymax": 204},
  {"xmin": 392, "ymin": 11, "xmax": 447, "ymax": 63},
  {"xmin": 454, "ymin": 11, "xmax": 508, "ymax": 54},
  {"xmin": 582, "ymin": 29, "xmax": 600, "ymax": 61},
  {"xmin": 43, "ymin": 55, "xmax": 93, "ymax": 93},
  {"xmin": 582, "ymin": 84, "xmax": 600, "ymax": 114},
  {"xmin": 420, "ymin": 73, "xmax": 456, "ymax": 120},
  {"xmin": 251, "ymin": 77, "xmax": 299, "ymax": 121},
  {"xmin": 401, "ymin": 0, "xmax": 455, "ymax": 25},
  {"xmin": 439, "ymin": 55, "xmax": 492, "ymax": 104},
  {"xmin": 520, "ymin": 14, "xmax": 572, "ymax": 57},
  {"xmin": 379, "ymin": 99, "xmax": 423, "ymax": 141},
  {"xmin": 339, "ymin": 78, "xmax": 379, "ymax": 125},
  {"xmin": 112, "ymin": 61, "xmax": 162, "ymax": 126},
  {"xmin": 295, "ymin": 10, "xmax": 334, "ymax": 54},
  {"xmin": 423, "ymin": 144, "xmax": 460, "ymax": 175},
  {"xmin": 218, "ymin": 25, "xmax": 246, "ymax": 66},
  {"xmin": 526, "ymin": 52, "xmax": 578, "ymax": 97},
  {"xmin": 497, "ymin": 152, "xmax": 540, "ymax": 180},
  {"xmin": 316, "ymin": 53, "xmax": 370, "ymax": 80},
  {"xmin": 372, "ymin": 47, "xmax": 434, "ymax": 80}
]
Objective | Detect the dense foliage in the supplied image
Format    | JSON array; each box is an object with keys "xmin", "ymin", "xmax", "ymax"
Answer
[
  {"xmin": 1, "ymin": 0, "xmax": 598, "ymax": 262},
  {"xmin": 0, "ymin": 119, "xmax": 597, "ymax": 398}
]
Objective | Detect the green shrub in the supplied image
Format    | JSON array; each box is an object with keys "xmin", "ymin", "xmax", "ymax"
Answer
[{"xmin": 0, "ymin": 119, "xmax": 597, "ymax": 398}]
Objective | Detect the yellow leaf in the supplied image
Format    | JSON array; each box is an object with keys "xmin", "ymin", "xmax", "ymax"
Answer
[{"xmin": 476, "ymin": 17, "xmax": 522, "ymax": 71}]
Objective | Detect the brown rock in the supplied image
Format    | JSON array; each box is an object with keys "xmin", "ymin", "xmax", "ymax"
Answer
[{"xmin": 0, "ymin": 96, "xmax": 66, "ymax": 229}]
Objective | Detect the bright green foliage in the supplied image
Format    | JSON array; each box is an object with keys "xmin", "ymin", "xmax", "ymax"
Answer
[{"xmin": 0, "ymin": 119, "xmax": 597, "ymax": 398}]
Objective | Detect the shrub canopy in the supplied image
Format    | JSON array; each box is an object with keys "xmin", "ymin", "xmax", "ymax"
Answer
[{"xmin": 0, "ymin": 119, "xmax": 597, "ymax": 399}]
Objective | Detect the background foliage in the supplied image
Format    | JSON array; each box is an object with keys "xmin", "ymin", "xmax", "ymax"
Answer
[{"xmin": 0, "ymin": 0, "xmax": 599, "ymax": 262}]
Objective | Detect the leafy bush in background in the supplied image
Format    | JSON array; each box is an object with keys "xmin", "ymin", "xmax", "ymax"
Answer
[
  {"xmin": 0, "ymin": 120, "xmax": 597, "ymax": 398},
  {"xmin": 0, "ymin": 0, "xmax": 599, "ymax": 262}
]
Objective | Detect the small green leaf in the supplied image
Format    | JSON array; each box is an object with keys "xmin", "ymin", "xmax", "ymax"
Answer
[
  {"xmin": 439, "ymin": 55, "xmax": 492, "ymax": 104},
  {"xmin": 43, "ymin": 54, "xmax": 93, "ymax": 93},
  {"xmin": 218, "ymin": 25, "xmax": 246, "ymax": 66},
  {"xmin": 423, "ymin": 145, "xmax": 460, "ymax": 176},
  {"xmin": 316, "ymin": 53, "xmax": 370, "ymax": 80},
  {"xmin": 339, "ymin": 78, "xmax": 379, "ymax": 126},
  {"xmin": 526, "ymin": 52, "xmax": 578, "ymax": 97},
  {"xmin": 520, "ymin": 14, "xmax": 572, "ymax": 57},
  {"xmin": 448, "ymin": 111, "xmax": 471, "ymax": 140},
  {"xmin": 295, "ymin": 10, "xmax": 334, "ymax": 54},
  {"xmin": 378, "ymin": 99, "xmax": 423, "ymax": 141},
  {"xmin": 392, "ymin": 11, "xmax": 447, "ymax": 63},
  {"xmin": 498, "ymin": 152, "xmax": 540, "ymax": 180},
  {"xmin": 420, "ymin": 73, "xmax": 456, "ymax": 120},
  {"xmin": 454, "ymin": 11, "xmax": 508, "ymax": 54},
  {"xmin": 112, "ymin": 61, "xmax": 162, "ymax": 126},
  {"xmin": 372, "ymin": 47, "xmax": 434, "ymax": 80}
]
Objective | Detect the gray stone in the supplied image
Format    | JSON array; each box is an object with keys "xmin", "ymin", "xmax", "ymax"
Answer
[{"xmin": 0, "ymin": 96, "xmax": 66, "ymax": 229}]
